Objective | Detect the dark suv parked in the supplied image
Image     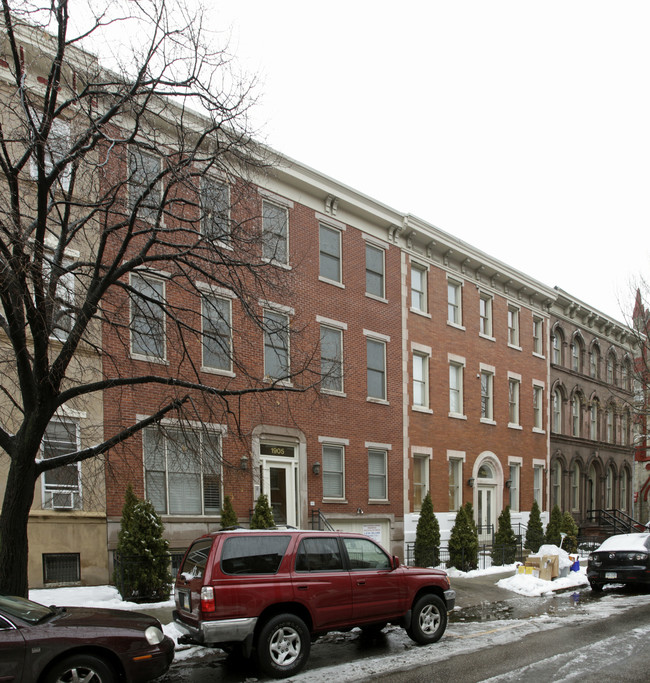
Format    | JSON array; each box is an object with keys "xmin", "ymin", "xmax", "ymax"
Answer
[{"xmin": 173, "ymin": 529, "xmax": 455, "ymax": 678}]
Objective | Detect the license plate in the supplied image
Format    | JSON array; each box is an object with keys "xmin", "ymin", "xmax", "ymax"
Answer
[
  {"xmin": 605, "ymin": 572, "xmax": 617, "ymax": 579},
  {"xmin": 179, "ymin": 590, "xmax": 191, "ymax": 611}
]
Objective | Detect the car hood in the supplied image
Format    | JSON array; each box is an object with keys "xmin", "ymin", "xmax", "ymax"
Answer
[
  {"xmin": 400, "ymin": 565, "xmax": 449, "ymax": 579},
  {"xmin": 46, "ymin": 606, "xmax": 161, "ymax": 630}
]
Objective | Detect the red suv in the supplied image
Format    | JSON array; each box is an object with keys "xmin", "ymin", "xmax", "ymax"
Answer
[{"xmin": 173, "ymin": 529, "xmax": 455, "ymax": 678}]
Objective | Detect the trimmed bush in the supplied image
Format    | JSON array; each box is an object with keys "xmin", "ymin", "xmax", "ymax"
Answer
[
  {"xmin": 250, "ymin": 493, "xmax": 275, "ymax": 529},
  {"xmin": 525, "ymin": 499, "xmax": 544, "ymax": 553},
  {"xmin": 220, "ymin": 494, "xmax": 238, "ymax": 529},
  {"xmin": 560, "ymin": 511, "xmax": 579, "ymax": 553},
  {"xmin": 113, "ymin": 485, "xmax": 171, "ymax": 601},
  {"xmin": 413, "ymin": 492, "xmax": 440, "ymax": 568},
  {"xmin": 493, "ymin": 506, "xmax": 517, "ymax": 565},
  {"xmin": 448, "ymin": 503, "xmax": 479, "ymax": 571},
  {"xmin": 544, "ymin": 504, "xmax": 564, "ymax": 546}
]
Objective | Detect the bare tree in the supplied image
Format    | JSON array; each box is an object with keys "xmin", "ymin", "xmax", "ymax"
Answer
[{"xmin": 0, "ymin": 0, "xmax": 320, "ymax": 596}]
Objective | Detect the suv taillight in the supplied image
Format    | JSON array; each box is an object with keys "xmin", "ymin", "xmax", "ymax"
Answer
[{"xmin": 200, "ymin": 586, "xmax": 215, "ymax": 612}]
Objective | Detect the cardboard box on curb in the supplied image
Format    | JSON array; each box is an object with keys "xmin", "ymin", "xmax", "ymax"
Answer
[{"xmin": 524, "ymin": 554, "xmax": 559, "ymax": 581}]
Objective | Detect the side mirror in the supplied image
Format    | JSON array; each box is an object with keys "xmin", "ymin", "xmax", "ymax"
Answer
[{"xmin": 392, "ymin": 555, "xmax": 400, "ymax": 569}]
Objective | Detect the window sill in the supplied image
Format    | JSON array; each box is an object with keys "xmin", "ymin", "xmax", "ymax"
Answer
[
  {"xmin": 410, "ymin": 307, "xmax": 431, "ymax": 319},
  {"xmin": 368, "ymin": 499, "xmax": 389, "ymax": 504},
  {"xmin": 412, "ymin": 405, "xmax": 433, "ymax": 414},
  {"xmin": 262, "ymin": 257, "xmax": 292, "ymax": 270},
  {"xmin": 201, "ymin": 366, "xmax": 236, "ymax": 377},
  {"xmin": 508, "ymin": 343, "xmax": 522, "ymax": 352},
  {"xmin": 480, "ymin": 417, "xmax": 496, "ymax": 426},
  {"xmin": 532, "ymin": 427, "xmax": 546, "ymax": 435},
  {"xmin": 322, "ymin": 498, "xmax": 348, "ymax": 504},
  {"xmin": 367, "ymin": 397, "xmax": 389, "ymax": 405},
  {"xmin": 447, "ymin": 321, "xmax": 466, "ymax": 331},
  {"xmin": 479, "ymin": 333, "xmax": 496, "ymax": 342},
  {"xmin": 365, "ymin": 293, "xmax": 388, "ymax": 304},
  {"xmin": 321, "ymin": 388, "xmax": 347, "ymax": 397},
  {"xmin": 533, "ymin": 352, "xmax": 545, "ymax": 360},
  {"xmin": 319, "ymin": 276, "xmax": 345, "ymax": 289},
  {"xmin": 508, "ymin": 423, "xmax": 523, "ymax": 430},
  {"xmin": 448, "ymin": 412, "xmax": 467, "ymax": 420},
  {"xmin": 130, "ymin": 353, "xmax": 169, "ymax": 365}
]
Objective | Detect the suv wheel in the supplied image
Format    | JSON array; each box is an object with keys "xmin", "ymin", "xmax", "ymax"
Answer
[
  {"xmin": 257, "ymin": 613, "xmax": 311, "ymax": 678},
  {"xmin": 406, "ymin": 594, "xmax": 447, "ymax": 644}
]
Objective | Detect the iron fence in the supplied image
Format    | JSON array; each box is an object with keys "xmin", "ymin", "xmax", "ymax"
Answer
[{"xmin": 405, "ymin": 541, "xmax": 525, "ymax": 570}]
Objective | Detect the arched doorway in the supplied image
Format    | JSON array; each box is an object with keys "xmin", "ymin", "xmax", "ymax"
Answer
[{"xmin": 476, "ymin": 461, "xmax": 498, "ymax": 541}]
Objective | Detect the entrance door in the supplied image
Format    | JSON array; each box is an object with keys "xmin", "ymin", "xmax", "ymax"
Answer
[
  {"xmin": 260, "ymin": 443, "xmax": 297, "ymax": 527},
  {"xmin": 477, "ymin": 486, "xmax": 496, "ymax": 541}
]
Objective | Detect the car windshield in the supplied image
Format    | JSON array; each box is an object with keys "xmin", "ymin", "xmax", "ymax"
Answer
[{"xmin": 0, "ymin": 595, "xmax": 55, "ymax": 624}]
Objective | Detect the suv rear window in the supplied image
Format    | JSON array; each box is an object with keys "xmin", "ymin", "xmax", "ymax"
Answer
[
  {"xmin": 221, "ymin": 535, "xmax": 291, "ymax": 575},
  {"xmin": 179, "ymin": 538, "xmax": 213, "ymax": 580}
]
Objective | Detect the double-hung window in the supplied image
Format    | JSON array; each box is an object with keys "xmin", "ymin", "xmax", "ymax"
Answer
[
  {"xmin": 509, "ymin": 463, "xmax": 520, "ymax": 512},
  {"xmin": 447, "ymin": 280, "xmax": 462, "ymax": 325},
  {"xmin": 508, "ymin": 377, "xmax": 520, "ymax": 426},
  {"xmin": 264, "ymin": 309, "xmax": 290, "ymax": 380},
  {"xmin": 319, "ymin": 224, "xmax": 342, "ymax": 283},
  {"xmin": 365, "ymin": 244, "xmax": 385, "ymax": 298},
  {"xmin": 368, "ymin": 449, "xmax": 387, "ymax": 500},
  {"xmin": 320, "ymin": 325, "xmax": 343, "ymax": 393},
  {"xmin": 533, "ymin": 384, "xmax": 544, "ymax": 430},
  {"xmin": 572, "ymin": 395, "xmax": 581, "ymax": 437},
  {"xmin": 322, "ymin": 444, "xmax": 345, "ymax": 499},
  {"xmin": 45, "ymin": 254, "xmax": 75, "ymax": 341},
  {"xmin": 130, "ymin": 273, "xmax": 166, "ymax": 360},
  {"xmin": 262, "ymin": 200, "xmax": 288, "ymax": 264},
  {"xmin": 200, "ymin": 178, "xmax": 230, "ymax": 242},
  {"xmin": 533, "ymin": 464, "xmax": 544, "ymax": 507},
  {"xmin": 449, "ymin": 359, "xmax": 464, "ymax": 416},
  {"xmin": 508, "ymin": 306, "xmax": 520, "ymax": 347},
  {"xmin": 128, "ymin": 148, "xmax": 162, "ymax": 220},
  {"xmin": 30, "ymin": 115, "xmax": 71, "ymax": 191},
  {"xmin": 480, "ymin": 368, "xmax": 494, "ymax": 421},
  {"xmin": 479, "ymin": 294, "xmax": 493, "ymax": 337},
  {"xmin": 532, "ymin": 317, "xmax": 543, "ymax": 355},
  {"xmin": 202, "ymin": 293, "xmax": 232, "ymax": 372},
  {"xmin": 412, "ymin": 454, "xmax": 429, "ymax": 512},
  {"xmin": 448, "ymin": 458, "xmax": 462, "ymax": 511},
  {"xmin": 41, "ymin": 419, "xmax": 81, "ymax": 510},
  {"xmin": 411, "ymin": 263, "xmax": 427, "ymax": 313},
  {"xmin": 144, "ymin": 426, "xmax": 221, "ymax": 515},
  {"xmin": 366, "ymin": 337, "xmax": 387, "ymax": 401},
  {"xmin": 552, "ymin": 388, "xmax": 562, "ymax": 433},
  {"xmin": 412, "ymin": 351, "xmax": 429, "ymax": 409}
]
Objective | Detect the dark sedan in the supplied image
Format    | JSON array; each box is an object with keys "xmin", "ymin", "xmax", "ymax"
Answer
[
  {"xmin": 587, "ymin": 532, "xmax": 650, "ymax": 591},
  {"xmin": 0, "ymin": 594, "xmax": 174, "ymax": 682}
]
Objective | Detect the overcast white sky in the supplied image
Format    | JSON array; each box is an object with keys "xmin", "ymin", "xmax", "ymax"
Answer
[{"xmin": 204, "ymin": 0, "xmax": 649, "ymax": 324}]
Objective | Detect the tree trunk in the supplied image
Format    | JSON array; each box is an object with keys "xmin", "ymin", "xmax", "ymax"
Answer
[{"xmin": 0, "ymin": 454, "xmax": 38, "ymax": 597}]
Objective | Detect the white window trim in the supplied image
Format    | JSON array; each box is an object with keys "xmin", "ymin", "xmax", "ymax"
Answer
[
  {"xmin": 412, "ymin": 349, "xmax": 432, "ymax": 413},
  {"xmin": 532, "ymin": 379, "xmax": 546, "ymax": 433},
  {"xmin": 507, "ymin": 304, "xmax": 522, "ymax": 350},
  {"xmin": 321, "ymin": 441, "xmax": 347, "ymax": 502},
  {"xmin": 263, "ymin": 308, "xmax": 292, "ymax": 385},
  {"xmin": 480, "ymin": 364, "xmax": 495, "ymax": 425},
  {"xmin": 319, "ymin": 222, "xmax": 344, "ymax": 287},
  {"xmin": 508, "ymin": 374, "xmax": 522, "ymax": 429},
  {"xmin": 367, "ymin": 447, "xmax": 389, "ymax": 502},
  {"xmin": 448, "ymin": 357, "xmax": 466, "ymax": 419},
  {"xmin": 200, "ymin": 292, "xmax": 235, "ymax": 377},
  {"xmin": 446, "ymin": 278, "xmax": 465, "ymax": 329},
  {"xmin": 365, "ymin": 335, "xmax": 388, "ymax": 404},
  {"xmin": 532, "ymin": 316, "xmax": 545, "ymax": 358},
  {"xmin": 410, "ymin": 260, "xmax": 430, "ymax": 317},
  {"xmin": 258, "ymin": 187, "xmax": 294, "ymax": 208},
  {"xmin": 479, "ymin": 292, "xmax": 495, "ymax": 341},
  {"xmin": 320, "ymin": 323, "xmax": 345, "ymax": 396},
  {"xmin": 39, "ymin": 418, "xmax": 82, "ymax": 511},
  {"xmin": 261, "ymin": 198, "xmax": 291, "ymax": 268},
  {"xmin": 316, "ymin": 315, "xmax": 348, "ymax": 330},
  {"xmin": 129, "ymin": 271, "xmax": 168, "ymax": 364},
  {"xmin": 365, "ymin": 241, "xmax": 387, "ymax": 302}
]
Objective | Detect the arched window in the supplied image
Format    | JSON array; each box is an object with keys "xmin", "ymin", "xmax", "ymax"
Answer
[
  {"xmin": 590, "ymin": 344, "xmax": 600, "ymax": 379},
  {"xmin": 571, "ymin": 462, "xmax": 581, "ymax": 512},
  {"xmin": 587, "ymin": 464, "xmax": 597, "ymax": 511},
  {"xmin": 606, "ymin": 352, "xmax": 616, "ymax": 385},
  {"xmin": 621, "ymin": 359, "xmax": 632, "ymax": 391},
  {"xmin": 571, "ymin": 394, "xmax": 581, "ymax": 437},
  {"xmin": 619, "ymin": 468, "xmax": 628, "ymax": 512},
  {"xmin": 605, "ymin": 465, "xmax": 614, "ymax": 508},
  {"xmin": 621, "ymin": 409, "xmax": 629, "ymax": 446},
  {"xmin": 589, "ymin": 400, "xmax": 599, "ymax": 440},
  {"xmin": 606, "ymin": 405, "xmax": 615, "ymax": 443},
  {"xmin": 552, "ymin": 328, "xmax": 564, "ymax": 365},
  {"xmin": 551, "ymin": 460, "xmax": 562, "ymax": 509},
  {"xmin": 552, "ymin": 389, "xmax": 562, "ymax": 433},
  {"xmin": 571, "ymin": 336, "xmax": 583, "ymax": 373}
]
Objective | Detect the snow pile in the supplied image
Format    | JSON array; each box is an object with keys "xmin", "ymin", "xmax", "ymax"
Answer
[
  {"xmin": 528, "ymin": 544, "xmax": 574, "ymax": 570},
  {"xmin": 446, "ymin": 563, "xmax": 519, "ymax": 578},
  {"xmin": 30, "ymin": 584, "xmax": 174, "ymax": 611}
]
